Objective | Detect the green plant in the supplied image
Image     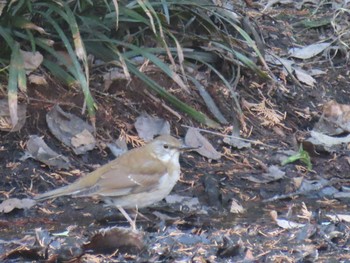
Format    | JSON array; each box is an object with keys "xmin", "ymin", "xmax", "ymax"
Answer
[
  {"xmin": 282, "ymin": 145, "xmax": 312, "ymax": 171},
  {"xmin": 0, "ymin": 0, "xmax": 268, "ymax": 128}
]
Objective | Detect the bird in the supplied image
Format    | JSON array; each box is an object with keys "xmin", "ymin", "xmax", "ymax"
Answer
[{"xmin": 34, "ymin": 135, "xmax": 191, "ymax": 230}]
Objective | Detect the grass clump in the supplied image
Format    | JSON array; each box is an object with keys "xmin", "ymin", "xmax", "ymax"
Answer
[{"xmin": 0, "ymin": 0, "xmax": 267, "ymax": 128}]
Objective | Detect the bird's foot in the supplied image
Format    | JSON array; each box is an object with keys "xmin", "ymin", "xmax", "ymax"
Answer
[{"xmin": 117, "ymin": 205, "xmax": 137, "ymax": 231}]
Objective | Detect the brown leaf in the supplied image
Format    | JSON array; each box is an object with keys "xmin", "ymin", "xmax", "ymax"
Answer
[
  {"xmin": 71, "ymin": 129, "xmax": 96, "ymax": 148},
  {"xmin": 23, "ymin": 135, "xmax": 70, "ymax": 169},
  {"xmin": 135, "ymin": 113, "xmax": 170, "ymax": 142},
  {"xmin": 185, "ymin": 128, "xmax": 221, "ymax": 160},
  {"xmin": 28, "ymin": 74, "xmax": 47, "ymax": 85},
  {"xmin": 245, "ymin": 165, "xmax": 285, "ymax": 183},
  {"xmin": 20, "ymin": 50, "xmax": 43, "ymax": 74},
  {"xmin": 0, "ymin": 198, "xmax": 36, "ymax": 213},
  {"xmin": 314, "ymin": 100, "xmax": 350, "ymax": 135},
  {"xmin": 46, "ymin": 105, "xmax": 96, "ymax": 155}
]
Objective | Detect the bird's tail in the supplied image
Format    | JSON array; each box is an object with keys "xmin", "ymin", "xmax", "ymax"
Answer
[{"xmin": 34, "ymin": 184, "xmax": 77, "ymax": 201}]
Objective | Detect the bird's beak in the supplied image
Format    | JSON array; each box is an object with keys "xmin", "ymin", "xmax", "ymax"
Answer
[{"xmin": 179, "ymin": 143, "xmax": 201, "ymax": 152}]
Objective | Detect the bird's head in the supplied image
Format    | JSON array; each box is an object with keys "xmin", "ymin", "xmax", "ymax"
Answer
[{"xmin": 147, "ymin": 135, "xmax": 192, "ymax": 164}]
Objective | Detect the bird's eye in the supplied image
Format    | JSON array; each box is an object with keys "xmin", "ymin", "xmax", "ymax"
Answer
[{"xmin": 163, "ymin": 144, "xmax": 169, "ymax": 149}]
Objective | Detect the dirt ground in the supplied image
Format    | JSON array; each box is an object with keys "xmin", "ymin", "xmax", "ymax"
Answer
[{"xmin": 1, "ymin": 2, "xmax": 350, "ymax": 263}]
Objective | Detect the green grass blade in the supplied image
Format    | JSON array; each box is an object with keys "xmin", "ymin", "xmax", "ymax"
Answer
[
  {"xmin": 136, "ymin": 0, "xmax": 157, "ymax": 34},
  {"xmin": 42, "ymin": 59, "xmax": 78, "ymax": 87},
  {"xmin": 211, "ymin": 41, "xmax": 268, "ymax": 78},
  {"xmin": 112, "ymin": 0, "xmax": 119, "ymax": 29},
  {"xmin": 37, "ymin": 8, "xmax": 96, "ymax": 118},
  {"xmin": 8, "ymin": 42, "xmax": 20, "ymax": 128},
  {"xmin": 188, "ymin": 75, "xmax": 228, "ymax": 124},
  {"xmin": 161, "ymin": 0, "xmax": 170, "ymax": 24}
]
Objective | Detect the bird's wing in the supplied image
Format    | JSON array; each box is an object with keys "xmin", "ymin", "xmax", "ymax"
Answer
[{"xmin": 75, "ymin": 154, "xmax": 168, "ymax": 197}]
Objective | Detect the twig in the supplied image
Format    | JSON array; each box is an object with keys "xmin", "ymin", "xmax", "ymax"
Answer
[
  {"xmin": 27, "ymin": 97, "xmax": 77, "ymax": 108},
  {"xmin": 181, "ymin": 124, "xmax": 275, "ymax": 149}
]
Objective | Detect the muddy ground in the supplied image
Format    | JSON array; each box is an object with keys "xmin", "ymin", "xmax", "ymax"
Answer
[{"xmin": 1, "ymin": 2, "xmax": 350, "ymax": 263}]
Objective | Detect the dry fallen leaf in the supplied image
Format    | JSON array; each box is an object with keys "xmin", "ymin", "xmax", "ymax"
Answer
[
  {"xmin": 314, "ymin": 100, "xmax": 350, "ymax": 135},
  {"xmin": 292, "ymin": 176, "xmax": 304, "ymax": 189},
  {"xmin": 245, "ymin": 165, "xmax": 285, "ymax": 183},
  {"xmin": 289, "ymin": 42, "xmax": 331, "ymax": 59},
  {"xmin": 305, "ymin": 130, "xmax": 350, "ymax": 153},
  {"xmin": 185, "ymin": 127, "xmax": 221, "ymax": 160},
  {"xmin": 71, "ymin": 129, "xmax": 96, "ymax": 148},
  {"xmin": 270, "ymin": 210, "xmax": 305, "ymax": 229},
  {"xmin": 46, "ymin": 105, "xmax": 96, "ymax": 155},
  {"xmin": 230, "ymin": 198, "xmax": 245, "ymax": 214},
  {"xmin": 28, "ymin": 74, "xmax": 47, "ymax": 85},
  {"xmin": 326, "ymin": 214, "xmax": 350, "ymax": 223},
  {"xmin": 0, "ymin": 198, "xmax": 36, "ymax": 213},
  {"xmin": 134, "ymin": 114, "xmax": 170, "ymax": 142},
  {"xmin": 294, "ymin": 68, "xmax": 316, "ymax": 87},
  {"xmin": 20, "ymin": 50, "xmax": 43, "ymax": 74},
  {"xmin": 22, "ymin": 135, "xmax": 70, "ymax": 169},
  {"xmin": 223, "ymin": 135, "xmax": 251, "ymax": 149},
  {"xmin": 265, "ymin": 54, "xmax": 294, "ymax": 74},
  {"xmin": 107, "ymin": 137, "xmax": 128, "ymax": 157},
  {"xmin": 103, "ymin": 68, "xmax": 128, "ymax": 90}
]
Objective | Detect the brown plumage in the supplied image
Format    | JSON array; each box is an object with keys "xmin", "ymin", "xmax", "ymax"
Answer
[{"xmin": 35, "ymin": 135, "xmax": 190, "ymax": 229}]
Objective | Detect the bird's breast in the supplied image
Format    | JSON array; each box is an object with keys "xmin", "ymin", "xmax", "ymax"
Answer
[{"xmin": 158, "ymin": 165, "xmax": 180, "ymax": 190}]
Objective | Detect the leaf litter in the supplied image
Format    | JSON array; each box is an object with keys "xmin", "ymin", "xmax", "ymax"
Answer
[
  {"xmin": 305, "ymin": 100, "xmax": 350, "ymax": 152},
  {"xmin": 0, "ymin": 198, "xmax": 36, "ymax": 213},
  {"xmin": 184, "ymin": 127, "xmax": 221, "ymax": 160},
  {"xmin": 20, "ymin": 135, "xmax": 70, "ymax": 169},
  {"xmin": 134, "ymin": 113, "xmax": 170, "ymax": 142},
  {"xmin": 46, "ymin": 105, "xmax": 96, "ymax": 155}
]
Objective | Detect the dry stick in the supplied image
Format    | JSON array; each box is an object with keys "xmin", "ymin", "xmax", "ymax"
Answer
[
  {"xmin": 181, "ymin": 124, "xmax": 276, "ymax": 149},
  {"xmin": 28, "ymin": 97, "xmax": 77, "ymax": 108},
  {"xmin": 263, "ymin": 178, "xmax": 350, "ymax": 203}
]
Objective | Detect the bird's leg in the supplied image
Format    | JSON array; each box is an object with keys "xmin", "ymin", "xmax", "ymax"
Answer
[
  {"xmin": 117, "ymin": 205, "xmax": 137, "ymax": 231},
  {"xmin": 133, "ymin": 205, "xmax": 138, "ymax": 228}
]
